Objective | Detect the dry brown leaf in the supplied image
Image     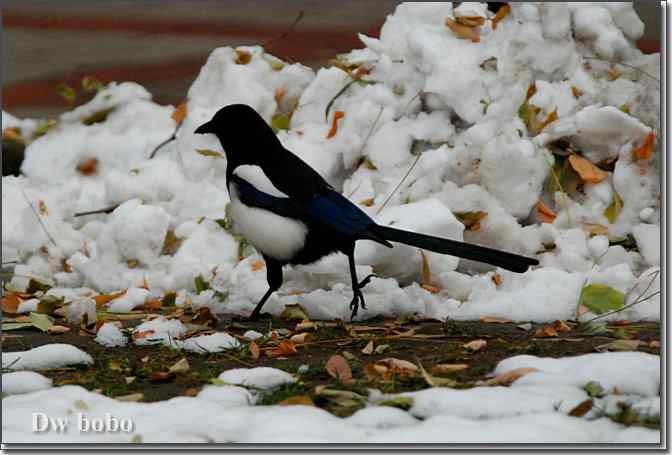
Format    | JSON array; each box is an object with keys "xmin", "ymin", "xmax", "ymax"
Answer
[
  {"xmin": 455, "ymin": 16, "xmax": 486, "ymax": 27},
  {"xmin": 445, "ymin": 18, "xmax": 480, "ymax": 42},
  {"xmin": 77, "ymin": 158, "xmax": 99, "ymax": 176},
  {"xmin": 249, "ymin": 340, "xmax": 260, "ymax": 359},
  {"xmin": 278, "ymin": 395, "xmax": 315, "ymax": 406},
  {"xmin": 191, "ymin": 307, "xmax": 218, "ymax": 327},
  {"xmin": 480, "ymin": 315, "xmax": 511, "ymax": 324},
  {"xmin": 325, "ymin": 354, "xmax": 354, "ymax": 384},
  {"xmin": 553, "ymin": 320, "xmax": 572, "ymax": 333},
  {"xmin": 183, "ymin": 387, "xmax": 200, "ymax": 397},
  {"xmin": 361, "ymin": 340, "xmax": 374, "ymax": 355},
  {"xmin": 491, "ymin": 273, "xmax": 503, "ymax": 286},
  {"xmin": 569, "ymin": 399, "xmax": 594, "ymax": 417},
  {"xmin": 485, "ymin": 367, "xmax": 538, "ymax": 386},
  {"xmin": 149, "ymin": 371, "xmax": 175, "ymax": 383},
  {"xmin": 171, "ymin": 101, "xmax": 187, "ymax": 125},
  {"xmin": 168, "ymin": 358, "xmax": 190, "ymax": 373},
  {"xmin": 138, "ymin": 299, "xmax": 162, "ymax": 311},
  {"xmin": 526, "ymin": 82, "xmax": 537, "ymax": 100},
  {"xmin": 612, "ymin": 319, "xmax": 630, "ymax": 326},
  {"xmin": 571, "ymin": 86, "xmax": 584, "ymax": 98},
  {"xmin": 1, "ymin": 293, "xmax": 22, "ymax": 314},
  {"xmin": 432, "ymin": 363, "xmax": 469, "ymax": 375},
  {"xmin": 251, "ymin": 260, "xmax": 265, "ymax": 272},
  {"xmin": 132, "ymin": 330, "xmax": 155, "ymax": 341},
  {"xmin": 582, "ymin": 223, "xmax": 609, "ymax": 236},
  {"xmin": 463, "ymin": 339, "xmax": 487, "ymax": 352},
  {"xmin": 235, "ymin": 49, "xmax": 252, "ymax": 65},
  {"xmin": 568, "ymin": 154, "xmax": 608, "ymax": 184},
  {"xmin": 607, "ymin": 67, "xmax": 621, "ymax": 81},
  {"xmin": 359, "ymin": 198, "xmax": 374, "ymax": 207},
  {"xmin": 535, "ymin": 326, "xmax": 558, "ymax": 338},
  {"xmin": 537, "ymin": 200, "xmax": 557, "ymax": 224},
  {"xmin": 649, "ymin": 340, "xmax": 661, "ymax": 349},
  {"xmin": 491, "ymin": 3, "xmax": 511, "ymax": 30},
  {"xmin": 327, "ymin": 111, "xmax": 345, "ymax": 139},
  {"xmin": 37, "ymin": 200, "xmax": 48, "ymax": 216},
  {"xmin": 632, "ymin": 131, "xmax": 655, "ymax": 161}
]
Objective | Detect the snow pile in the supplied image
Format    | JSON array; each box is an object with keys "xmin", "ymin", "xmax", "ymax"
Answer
[
  {"xmin": 95, "ymin": 322, "xmax": 128, "ymax": 348},
  {"xmin": 1, "ymin": 352, "xmax": 660, "ymax": 443},
  {"xmin": 2, "ymin": 344, "xmax": 93, "ymax": 370},
  {"xmin": 2, "ymin": 371, "xmax": 53, "ymax": 395},
  {"xmin": 2, "ymin": 2, "xmax": 660, "ymax": 322}
]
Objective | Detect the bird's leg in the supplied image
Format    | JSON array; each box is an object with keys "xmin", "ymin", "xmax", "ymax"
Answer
[
  {"xmin": 249, "ymin": 256, "xmax": 283, "ymax": 321},
  {"xmin": 347, "ymin": 250, "xmax": 366, "ymax": 319},
  {"xmin": 358, "ymin": 273, "xmax": 377, "ymax": 289}
]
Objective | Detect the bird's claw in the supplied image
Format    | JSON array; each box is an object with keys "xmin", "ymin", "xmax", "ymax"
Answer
[
  {"xmin": 358, "ymin": 273, "xmax": 377, "ymax": 289},
  {"xmin": 349, "ymin": 290, "xmax": 367, "ymax": 320}
]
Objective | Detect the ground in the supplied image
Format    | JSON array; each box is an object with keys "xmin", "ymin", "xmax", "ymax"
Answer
[{"xmin": 3, "ymin": 311, "xmax": 660, "ymax": 424}]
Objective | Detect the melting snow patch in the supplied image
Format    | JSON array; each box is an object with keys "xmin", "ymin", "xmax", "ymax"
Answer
[
  {"xmin": 218, "ymin": 367, "xmax": 296, "ymax": 390},
  {"xmin": 95, "ymin": 322, "xmax": 128, "ymax": 348},
  {"xmin": 2, "ymin": 344, "xmax": 93, "ymax": 370},
  {"xmin": 2, "ymin": 371, "xmax": 53, "ymax": 395},
  {"xmin": 180, "ymin": 332, "xmax": 240, "ymax": 353}
]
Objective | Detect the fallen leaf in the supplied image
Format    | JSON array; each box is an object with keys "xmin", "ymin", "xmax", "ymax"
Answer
[
  {"xmin": 491, "ymin": 3, "xmax": 511, "ymax": 30},
  {"xmin": 632, "ymin": 131, "xmax": 655, "ymax": 161},
  {"xmin": 361, "ymin": 340, "xmax": 374, "ymax": 355},
  {"xmin": 376, "ymin": 396, "xmax": 414, "ymax": 410},
  {"xmin": 126, "ymin": 259, "xmax": 140, "ymax": 269},
  {"xmin": 421, "ymin": 284, "xmax": 442, "ymax": 294},
  {"xmin": 249, "ymin": 341, "xmax": 260, "ymax": 359},
  {"xmin": 81, "ymin": 75, "xmax": 104, "ymax": 93},
  {"xmin": 77, "ymin": 158, "xmax": 98, "ymax": 176},
  {"xmin": 420, "ymin": 250, "xmax": 432, "ymax": 287},
  {"xmin": 137, "ymin": 299, "xmax": 162, "ymax": 311},
  {"xmin": 379, "ymin": 358, "xmax": 418, "ymax": 377},
  {"xmin": 418, "ymin": 361, "xmax": 457, "ymax": 387},
  {"xmin": 1, "ymin": 294, "xmax": 22, "ymax": 314},
  {"xmin": 290, "ymin": 333, "xmax": 311, "ymax": 344},
  {"xmin": 132, "ymin": 330, "xmax": 155, "ymax": 341},
  {"xmin": 192, "ymin": 307, "xmax": 218, "ymax": 327},
  {"xmin": 116, "ymin": 393, "xmax": 144, "ymax": 402},
  {"xmin": 280, "ymin": 303, "xmax": 309, "ymax": 321},
  {"xmin": 432, "ymin": 363, "xmax": 469, "ymax": 375},
  {"xmin": 235, "ymin": 49, "xmax": 252, "ymax": 65},
  {"xmin": 269, "ymin": 340, "xmax": 298, "ymax": 357},
  {"xmin": 553, "ymin": 320, "xmax": 572, "ymax": 333},
  {"xmin": 604, "ymin": 191, "xmax": 623, "ymax": 224},
  {"xmin": 125, "ymin": 376, "xmax": 137, "ymax": 385},
  {"xmin": 47, "ymin": 325, "xmax": 71, "ymax": 334},
  {"xmin": 607, "ymin": 67, "xmax": 621, "ymax": 81},
  {"xmin": 584, "ymin": 381, "xmax": 605, "ymax": 398},
  {"xmin": 183, "ymin": 387, "xmax": 200, "ymax": 396},
  {"xmin": 326, "ymin": 111, "xmax": 345, "ymax": 139},
  {"xmin": 649, "ymin": 340, "xmax": 661, "ymax": 349},
  {"xmin": 480, "ymin": 316, "xmax": 510, "ymax": 324},
  {"xmin": 534, "ymin": 326, "xmax": 558, "ymax": 338},
  {"xmin": 583, "ymin": 223, "xmax": 609, "ymax": 236},
  {"xmin": 491, "ymin": 273, "xmax": 503, "ymax": 286},
  {"xmin": 93, "ymin": 290, "xmax": 127, "ymax": 308},
  {"xmin": 278, "ymin": 395, "xmax": 315, "ymax": 406},
  {"xmin": 537, "ymin": 200, "xmax": 557, "ymax": 223},
  {"xmin": 445, "ymin": 18, "xmax": 480, "ymax": 42},
  {"xmin": 3, "ymin": 127, "xmax": 24, "ymax": 143},
  {"xmin": 537, "ymin": 108, "xmax": 558, "ymax": 131},
  {"xmin": 485, "ymin": 367, "xmax": 538, "ymax": 386},
  {"xmin": 56, "ymin": 83, "xmax": 76, "ymax": 105},
  {"xmin": 271, "ymin": 113, "xmax": 291, "ymax": 132},
  {"xmin": 37, "ymin": 200, "xmax": 48, "ymax": 216},
  {"xmin": 161, "ymin": 229, "xmax": 182, "ymax": 256},
  {"xmin": 274, "ymin": 87, "xmax": 286, "ymax": 105},
  {"xmin": 149, "ymin": 371, "xmax": 175, "ymax": 383},
  {"xmin": 251, "ymin": 260, "xmax": 265, "ymax": 271},
  {"xmin": 579, "ymin": 284, "xmax": 625, "ymax": 315},
  {"xmin": 463, "ymin": 339, "xmax": 487, "ymax": 352},
  {"xmin": 568, "ymin": 154, "xmax": 608, "ymax": 184},
  {"xmin": 168, "ymin": 358, "xmax": 190, "ymax": 374},
  {"xmin": 571, "ymin": 86, "xmax": 584, "ymax": 98},
  {"xmin": 517, "ymin": 323, "xmax": 533, "ymax": 331},
  {"xmin": 595, "ymin": 339, "xmax": 640, "ymax": 352},
  {"xmin": 374, "ymin": 344, "xmax": 390, "ymax": 355},
  {"xmin": 295, "ymin": 320, "xmax": 320, "ymax": 331},
  {"xmin": 569, "ymin": 399, "xmax": 594, "ymax": 417},
  {"xmin": 359, "ymin": 198, "xmax": 374, "ymax": 207},
  {"xmin": 455, "ymin": 16, "xmax": 485, "ymax": 27},
  {"xmin": 454, "ymin": 211, "xmax": 488, "ymax": 231},
  {"xmin": 29, "ymin": 312, "xmax": 53, "ymax": 332},
  {"xmin": 325, "ymin": 355, "xmax": 353, "ymax": 384},
  {"xmin": 195, "ymin": 148, "xmax": 225, "ymax": 158},
  {"xmin": 171, "ymin": 101, "xmax": 187, "ymax": 125}
]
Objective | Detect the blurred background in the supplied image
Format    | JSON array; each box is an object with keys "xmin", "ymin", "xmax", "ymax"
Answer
[{"xmin": 2, "ymin": 1, "xmax": 662, "ymax": 119}]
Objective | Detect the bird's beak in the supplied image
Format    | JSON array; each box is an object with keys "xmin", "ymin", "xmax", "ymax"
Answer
[{"xmin": 194, "ymin": 121, "xmax": 213, "ymax": 135}]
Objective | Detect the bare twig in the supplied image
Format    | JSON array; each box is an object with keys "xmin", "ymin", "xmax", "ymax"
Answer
[
  {"xmin": 587, "ymin": 270, "xmax": 661, "ymax": 323},
  {"xmin": 19, "ymin": 185, "xmax": 57, "ymax": 247},
  {"xmin": 149, "ymin": 124, "xmax": 179, "ymax": 159},
  {"xmin": 73, "ymin": 203, "xmax": 121, "ymax": 218},
  {"xmin": 376, "ymin": 153, "xmax": 422, "ymax": 215},
  {"xmin": 583, "ymin": 56, "xmax": 660, "ymax": 84},
  {"xmin": 262, "ymin": 10, "xmax": 304, "ymax": 49}
]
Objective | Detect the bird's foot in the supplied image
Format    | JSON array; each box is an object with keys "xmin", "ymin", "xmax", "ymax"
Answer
[
  {"xmin": 349, "ymin": 290, "xmax": 367, "ymax": 320},
  {"xmin": 248, "ymin": 310, "xmax": 272, "ymax": 321},
  {"xmin": 358, "ymin": 274, "xmax": 377, "ymax": 289}
]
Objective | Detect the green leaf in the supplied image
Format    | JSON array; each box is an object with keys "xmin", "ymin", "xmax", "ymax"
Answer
[
  {"xmin": 81, "ymin": 76, "xmax": 104, "ymax": 93},
  {"xmin": 578, "ymin": 320, "xmax": 610, "ymax": 336},
  {"xmin": 82, "ymin": 107, "xmax": 115, "ymax": 126},
  {"xmin": 271, "ymin": 114, "xmax": 291, "ymax": 133},
  {"xmin": 56, "ymin": 83, "xmax": 77, "ymax": 105},
  {"xmin": 595, "ymin": 339, "xmax": 640, "ymax": 352},
  {"xmin": 162, "ymin": 291, "xmax": 177, "ymax": 307},
  {"xmin": 453, "ymin": 211, "xmax": 488, "ymax": 231},
  {"xmin": 579, "ymin": 284, "xmax": 625, "ymax": 315},
  {"xmin": 376, "ymin": 396, "xmax": 414, "ymax": 410},
  {"xmin": 194, "ymin": 275, "xmax": 210, "ymax": 294},
  {"xmin": 374, "ymin": 344, "xmax": 390, "ymax": 354},
  {"xmin": 584, "ymin": 381, "xmax": 605, "ymax": 398},
  {"xmin": 29, "ymin": 312, "xmax": 53, "ymax": 332},
  {"xmin": 33, "ymin": 119, "xmax": 57, "ymax": 138},
  {"xmin": 280, "ymin": 303, "xmax": 309, "ymax": 321},
  {"xmin": 195, "ymin": 148, "xmax": 225, "ymax": 158},
  {"xmin": 27, "ymin": 278, "xmax": 52, "ymax": 294},
  {"xmin": 604, "ymin": 191, "xmax": 623, "ymax": 224},
  {"xmin": 2, "ymin": 322, "xmax": 35, "ymax": 331},
  {"xmin": 37, "ymin": 295, "xmax": 64, "ymax": 315}
]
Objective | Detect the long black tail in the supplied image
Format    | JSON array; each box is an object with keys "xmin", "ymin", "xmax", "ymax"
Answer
[{"xmin": 370, "ymin": 225, "xmax": 539, "ymax": 273}]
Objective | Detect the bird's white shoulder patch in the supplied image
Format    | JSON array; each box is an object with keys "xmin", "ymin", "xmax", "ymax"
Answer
[
  {"xmin": 232, "ymin": 165, "xmax": 289, "ymax": 198},
  {"xmin": 228, "ymin": 184, "xmax": 307, "ymax": 261}
]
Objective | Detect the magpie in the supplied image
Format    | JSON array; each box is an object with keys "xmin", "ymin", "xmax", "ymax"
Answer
[{"xmin": 195, "ymin": 104, "xmax": 539, "ymax": 320}]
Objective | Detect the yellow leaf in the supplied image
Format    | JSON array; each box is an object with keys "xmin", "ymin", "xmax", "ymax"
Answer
[
  {"xmin": 454, "ymin": 211, "xmax": 488, "ymax": 231},
  {"xmin": 278, "ymin": 395, "xmax": 315, "ymax": 406},
  {"xmin": 582, "ymin": 223, "xmax": 609, "ymax": 236},
  {"xmin": 171, "ymin": 101, "xmax": 187, "ymax": 125},
  {"xmin": 491, "ymin": 4, "xmax": 511, "ymax": 30},
  {"xmin": 568, "ymin": 154, "xmax": 608, "ymax": 184},
  {"xmin": 195, "ymin": 149, "xmax": 225, "ymax": 158},
  {"xmin": 445, "ymin": 18, "xmax": 480, "ymax": 42},
  {"xmin": 604, "ymin": 191, "xmax": 623, "ymax": 223},
  {"xmin": 538, "ymin": 108, "xmax": 558, "ymax": 131},
  {"xmin": 455, "ymin": 16, "xmax": 486, "ymax": 27}
]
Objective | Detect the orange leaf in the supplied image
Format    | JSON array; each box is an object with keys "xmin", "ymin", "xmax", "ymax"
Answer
[
  {"xmin": 571, "ymin": 86, "xmax": 584, "ymax": 98},
  {"xmin": 455, "ymin": 16, "xmax": 486, "ymax": 27},
  {"xmin": 421, "ymin": 284, "xmax": 442, "ymax": 294},
  {"xmin": 132, "ymin": 330, "xmax": 155, "ymax": 341},
  {"xmin": 445, "ymin": 18, "xmax": 480, "ymax": 42},
  {"xmin": 1, "ymin": 293, "xmax": 22, "ymax": 314},
  {"xmin": 3, "ymin": 127, "xmax": 23, "ymax": 142},
  {"xmin": 480, "ymin": 316, "xmax": 511, "ymax": 324},
  {"xmin": 553, "ymin": 320, "xmax": 572, "ymax": 333},
  {"xmin": 249, "ymin": 340, "xmax": 260, "ymax": 359},
  {"xmin": 526, "ymin": 82, "xmax": 537, "ymax": 100},
  {"xmin": 537, "ymin": 200, "xmax": 557, "ymax": 224},
  {"xmin": 534, "ymin": 326, "xmax": 558, "ymax": 338},
  {"xmin": 432, "ymin": 363, "xmax": 469, "ymax": 375},
  {"xmin": 491, "ymin": 4, "xmax": 511, "ymax": 30},
  {"xmin": 491, "ymin": 273, "xmax": 503, "ymax": 286},
  {"xmin": 94, "ymin": 290, "xmax": 127, "ymax": 308},
  {"xmin": 77, "ymin": 158, "xmax": 98, "ymax": 176},
  {"xmin": 251, "ymin": 260, "xmax": 266, "ymax": 272},
  {"xmin": 325, "ymin": 354, "xmax": 353, "ymax": 384},
  {"xmin": 327, "ymin": 111, "xmax": 345, "ymax": 139},
  {"xmin": 268, "ymin": 340, "xmax": 298, "ymax": 357},
  {"xmin": 568, "ymin": 154, "xmax": 609, "ymax": 184},
  {"xmin": 38, "ymin": 200, "xmax": 48, "ymax": 216},
  {"xmin": 569, "ymin": 399, "xmax": 594, "ymax": 417},
  {"xmin": 278, "ymin": 395, "xmax": 315, "ymax": 406},
  {"xmin": 485, "ymin": 367, "xmax": 538, "ymax": 386},
  {"xmin": 538, "ymin": 109, "xmax": 558, "ymax": 131},
  {"xmin": 632, "ymin": 132, "xmax": 655, "ymax": 161},
  {"xmin": 138, "ymin": 299, "xmax": 162, "ymax": 311},
  {"xmin": 171, "ymin": 101, "xmax": 187, "ymax": 126}
]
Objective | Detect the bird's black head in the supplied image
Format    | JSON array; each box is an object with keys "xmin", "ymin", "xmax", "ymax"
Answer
[{"xmin": 194, "ymin": 104, "xmax": 282, "ymax": 165}]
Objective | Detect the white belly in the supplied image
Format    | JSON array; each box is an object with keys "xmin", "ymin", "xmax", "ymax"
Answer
[{"xmin": 229, "ymin": 185, "xmax": 308, "ymax": 261}]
